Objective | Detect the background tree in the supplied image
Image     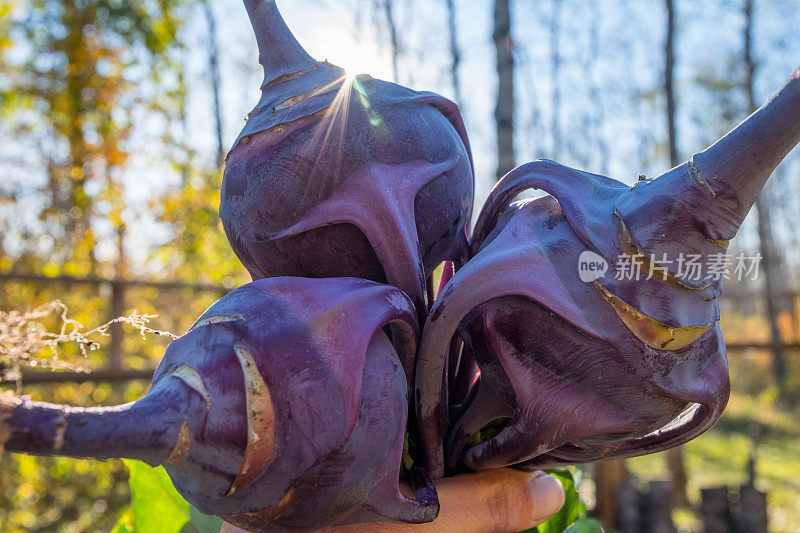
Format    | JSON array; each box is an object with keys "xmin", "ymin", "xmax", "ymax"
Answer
[
  {"xmin": 445, "ymin": 0, "xmax": 463, "ymax": 107},
  {"xmin": 744, "ymin": 0, "xmax": 787, "ymax": 388},
  {"xmin": 493, "ymin": 0, "xmax": 514, "ymax": 179},
  {"xmin": 0, "ymin": 1, "xmax": 184, "ymax": 278},
  {"xmin": 0, "ymin": 2, "xmax": 246, "ymax": 531},
  {"xmin": 663, "ymin": 0, "xmax": 689, "ymax": 506},
  {"xmin": 548, "ymin": 0, "xmax": 562, "ymax": 161},
  {"xmin": 202, "ymin": 0, "xmax": 225, "ymax": 169}
]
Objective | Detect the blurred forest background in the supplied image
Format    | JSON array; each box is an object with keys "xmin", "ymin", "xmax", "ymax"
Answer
[{"xmin": 0, "ymin": 0, "xmax": 799, "ymax": 531}]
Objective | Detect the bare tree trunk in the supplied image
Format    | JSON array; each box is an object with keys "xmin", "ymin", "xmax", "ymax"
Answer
[
  {"xmin": 549, "ymin": 0, "xmax": 562, "ymax": 161},
  {"xmin": 493, "ymin": 0, "xmax": 514, "ymax": 179},
  {"xmin": 665, "ymin": 0, "xmax": 677, "ymax": 168},
  {"xmin": 445, "ymin": 0, "xmax": 463, "ymax": 106},
  {"xmin": 382, "ymin": 0, "xmax": 400, "ymax": 82},
  {"xmin": 202, "ymin": 0, "xmax": 225, "ymax": 168},
  {"xmin": 107, "ymin": 224, "xmax": 127, "ymax": 371},
  {"xmin": 663, "ymin": 0, "xmax": 689, "ymax": 506},
  {"xmin": 587, "ymin": 1, "xmax": 608, "ymax": 173},
  {"xmin": 744, "ymin": 0, "xmax": 786, "ymax": 386}
]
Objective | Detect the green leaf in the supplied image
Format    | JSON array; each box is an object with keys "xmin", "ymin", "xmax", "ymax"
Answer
[
  {"xmin": 563, "ymin": 517, "xmax": 604, "ymax": 533},
  {"xmin": 181, "ymin": 506, "xmax": 224, "ymax": 533},
  {"xmin": 111, "ymin": 459, "xmax": 222, "ymax": 533},
  {"xmin": 111, "ymin": 520, "xmax": 134, "ymax": 533}
]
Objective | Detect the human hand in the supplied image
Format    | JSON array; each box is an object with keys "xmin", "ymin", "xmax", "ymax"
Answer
[{"xmin": 221, "ymin": 468, "xmax": 564, "ymax": 533}]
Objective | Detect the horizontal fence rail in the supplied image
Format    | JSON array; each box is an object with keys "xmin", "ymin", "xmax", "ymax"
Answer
[
  {"xmin": 2, "ymin": 272, "xmax": 800, "ymax": 384},
  {"xmin": 0, "ymin": 272, "xmax": 229, "ymax": 294},
  {"xmin": 20, "ymin": 368, "xmax": 156, "ymax": 384}
]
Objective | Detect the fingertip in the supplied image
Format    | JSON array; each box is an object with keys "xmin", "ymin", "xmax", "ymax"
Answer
[{"xmin": 529, "ymin": 473, "xmax": 565, "ymax": 520}]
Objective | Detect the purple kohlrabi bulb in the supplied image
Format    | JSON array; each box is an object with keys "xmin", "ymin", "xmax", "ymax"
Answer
[
  {"xmin": 414, "ymin": 66, "xmax": 800, "ymax": 478},
  {"xmin": 1, "ymin": 278, "xmax": 438, "ymax": 531},
  {"xmin": 220, "ymin": 0, "xmax": 475, "ymax": 318}
]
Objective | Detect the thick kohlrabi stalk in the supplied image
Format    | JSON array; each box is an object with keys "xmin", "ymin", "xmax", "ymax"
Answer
[
  {"xmin": 220, "ymin": 0, "xmax": 475, "ymax": 319},
  {"xmin": 415, "ymin": 66, "xmax": 800, "ymax": 478},
  {"xmin": 1, "ymin": 278, "xmax": 438, "ymax": 531}
]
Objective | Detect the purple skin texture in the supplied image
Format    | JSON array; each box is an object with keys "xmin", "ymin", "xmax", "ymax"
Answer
[
  {"xmin": 415, "ymin": 67, "xmax": 800, "ymax": 479},
  {"xmin": 221, "ymin": 0, "xmax": 475, "ymax": 319},
  {"xmin": 1, "ymin": 278, "xmax": 439, "ymax": 531}
]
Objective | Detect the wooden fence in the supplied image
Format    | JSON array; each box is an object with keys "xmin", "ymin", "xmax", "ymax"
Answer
[{"xmin": 2, "ymin": 272, "xmax": 798, "ymax": 384}]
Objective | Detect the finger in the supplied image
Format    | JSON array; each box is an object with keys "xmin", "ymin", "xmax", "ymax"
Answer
[
  {"xmin": 324, "ymin": 468, "xmax": 564, "ymax": 533},
  {"xmin": 424, "ymin": 469, "xmax": 564, "ymax": 533}
]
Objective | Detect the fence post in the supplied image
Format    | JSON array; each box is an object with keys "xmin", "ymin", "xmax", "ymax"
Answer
[
  {"xmin": 736, "ymin": 484, "xmax": 767, "ymax": 533},
  {"xmin": 107, "ymin": 280, "xmax": 125, "ymax": 371},
  {"xmin": 701, "ymin": 486, "xmax": 732, "ymax": 533},
  {"xmin": 616, "ymin": 482, "xmax": 640, "ymax": 533},
  {"xmin": 640, "ymin": 480, "xmax": 676, "ymax": 533}
]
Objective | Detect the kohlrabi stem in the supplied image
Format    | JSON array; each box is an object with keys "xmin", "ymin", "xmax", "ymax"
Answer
[
  {"xmin": 1, "ymin": 384, "xmax": 206, "ymax": 466},
  {"xmin": 692, "ymin": 66, "xmax": 800, "ymax": 235},
  {"xmin": 243, "ymin": 0, "xmax": 317, "ymax": 86}
]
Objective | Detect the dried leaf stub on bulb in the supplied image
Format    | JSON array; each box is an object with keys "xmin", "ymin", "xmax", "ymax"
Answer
[
  {"xmin": 415, "ymin": 66, "xmax": 800, "ymax": 479},
  {"xmin": 1, "ymin": 278, "xmax": 439, "ymax": 531},
  {"xmin": 221, "ymin": 0, "xmax": 475, "ymax": 318}
]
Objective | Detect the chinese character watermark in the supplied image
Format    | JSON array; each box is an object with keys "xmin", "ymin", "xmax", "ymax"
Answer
[{"xmin": 578, "ymin": 251, "xmax": 761, "ymax": 283}]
